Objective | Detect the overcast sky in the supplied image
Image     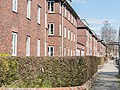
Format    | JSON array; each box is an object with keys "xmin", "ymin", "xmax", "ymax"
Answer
[{"xmin": 70, "ymin": 0, "xmax": 120, "ymax": 36}]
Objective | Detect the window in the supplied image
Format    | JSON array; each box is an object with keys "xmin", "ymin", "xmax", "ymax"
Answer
[
  {"xmin": 64, "ymin": 48, "xmax": 66, "ymax": 56},
  {"xmin": 64, "ymin": 27, "xmax": 66, "ymax": 38},
  {"xmin": 71, "ymin": 50, "xmax": 72, "ymax": 56},
  {"xmin": 12, "ymin": 32, "xmax": 17, "ymax": 56},
  {"xmin": 74, "ymin": 33, "xmax": 75, "ymax": 42},
  {"xmin": 45, "ymin": 42, "xmax": 47, "ymax": 56},
  {"xmin": 59, "ymin": 2, "xmax": 61, "ymax": 14},
  {"xmin": 48, "ymin": 1, "xmax": 54, "ymax": 13},
  {"xmin": 68, "ymin": 29, "xmax": 70, "ymax": 40},
  {"xmin": 59, "ymin": 47, "xmax": 62, "ymax": 56},
  {"xmin": 59, "ymin": 24, "xmax": 62, "ymax": 36},
  {"xmin": 73, "ymin": 51, "xmax": 75, "ymax": 56},
  {"xmin": 71, "ymin": 32, "xmax": 73, "ymax": 41},
  {"xmin": 12, "ymin": 0, "xmax": 18, "ymax": 12},
  {"xmin": 37, "ymin": 6, "xmax": 41, "ymax": 24},
  {"xmin": 26, "ymin": 36, "xmax": 30, "ymax": 56},
  {"xmin": 48, "ymin": 46, "xmax": 54, "ymax": 56},
  {"xmin": 68, "ymin": 11, "xmax": 70, "ymax": 21},
  {"xmin": 64, "ymin": 7, "xmax": 67, "ymax": 17},
  {"xmin": 27, "ymin": 0, "xmax": 31, "ymax": 19},
  {"xmin": 68, "ymin": 49, "xmax": 70, "ymax": 56},
  {"xmin": 48, "ymin": 23, "xmax": 54, "ymax": 35},
  {"xmin": 45, "ymin": 13, "xmax": 47, "ymax": 28},
  {"xmin": 37, "ymin": 39, "xmax": 40, "ymax": 56}
]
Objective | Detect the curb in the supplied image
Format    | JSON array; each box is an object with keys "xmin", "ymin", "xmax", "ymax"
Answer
[{"xmin": 0, "ymin": 73, "xmax": 98, "ymax": 90}]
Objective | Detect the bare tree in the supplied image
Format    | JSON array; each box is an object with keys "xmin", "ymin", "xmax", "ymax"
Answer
[
  {"xmin": 101, "ymin": 20, "xmax": 117, "ymax": 43},
  {"xmin": 101, "ymin": 20, "xmax": 118, "ymax": 58}
]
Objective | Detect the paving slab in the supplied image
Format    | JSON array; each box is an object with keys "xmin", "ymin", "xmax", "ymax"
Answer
[{"xmin": 90, "ymin": 60, "xmax": 120, "ymax": 90}]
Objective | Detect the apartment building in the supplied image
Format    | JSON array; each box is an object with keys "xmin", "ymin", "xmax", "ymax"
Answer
[
  {"xmin": 0, "ymin": 0, "xmax": 48, "ymax": 56},
  {"xmin": 77, "ymin": 19, "xmax": 93, "ymax": 56},
  {"xmin": 97, "ymin": 40, "xmax": 106, "ymax": 57},
  {"xmin": 77, "ymin": 19, "xmax": 106, "ymax": 57},
  {"xmin": 47, "ymin": 0, "xmax": 79, "ymax": 56},
  {"xmin": 92, "ymin": 34, "xmax": 98, "ymax": 56}
]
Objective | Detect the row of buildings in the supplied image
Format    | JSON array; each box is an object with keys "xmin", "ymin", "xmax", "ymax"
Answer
[{"xmin": 0, "ymin": 0, "xmax": 106, "ymax": 57}]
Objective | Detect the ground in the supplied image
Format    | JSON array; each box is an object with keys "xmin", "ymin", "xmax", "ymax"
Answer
[{"xmin": 90, "ymin": 60, "xmax": 120, "ymax": 90}]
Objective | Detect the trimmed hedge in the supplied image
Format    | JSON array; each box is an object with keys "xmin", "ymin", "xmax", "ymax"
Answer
[{"xmin": 0, "ymin": 56, "xmax": 98, "ymax": 88}]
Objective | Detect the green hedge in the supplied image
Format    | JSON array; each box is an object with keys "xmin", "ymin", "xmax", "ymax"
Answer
[{"xmin": 0, "ymin": 56, "xmax": 98, "ymax": 88}]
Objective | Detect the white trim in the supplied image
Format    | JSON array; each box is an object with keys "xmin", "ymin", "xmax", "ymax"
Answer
[
  {"xmin": 12, "ymin": 32, "xmax": 17, "ymax": 56},
  {"xmin": 59, "ymin": 24, "xmax": 62, "ymax": 36},
  {"xmin": 48, "ymin": 23, "xmax": 54, "ymax": 35},
  {"xmin": 12, "ymin": 0, "xmax": 18, "ymax": 12},
  {"xmin": 48, "ymin": 1, "xmax": 55, "ymax": 13},
  {"xmin": 59, "ymin": 2, "xmax": 61, "ymax": 14},
  {"xmin": 64, "ymin": 26, "xmax": 66, "ymax": 38},
  {"xmin": 48, "ymin": 46, "xmax": 54, "ymax": 56},
  {"xmin": 68, "ymin": 29, "xmax": 70, "ymax": 40},
  {"xmin": 37, "ymin": 39, "xmax": 40, "ymax": 56},
  {"xmin": 26, "ymin": 36, "xmax": 30, "ymax": 56},
  {"xmin": 37, "ymin": 6, "xmax": 41, "ymax": 24},
  {"xmin": 27, "ymin": 0, "xmax": 31, "ymax": 19},
  {"xmin": 64, "ymin": 48, "xmax": 66, "ymax": 56}
]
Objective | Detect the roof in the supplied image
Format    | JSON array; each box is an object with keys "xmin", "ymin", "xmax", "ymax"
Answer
[{"xmin": 61, "ymin": 0, "xmax": 80, "ymax": 19}]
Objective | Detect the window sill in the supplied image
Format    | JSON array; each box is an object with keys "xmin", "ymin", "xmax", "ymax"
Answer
[
  {"xmin": 48, "ymin": 34, "xmax": 54, "ymax": 36},
  {"xmin": 37, "ymin": 23, "xmax": 41, "ymax": 25},
  {"xmin": 48, "ymin": 11, "xmax": 54, "ymax": 14},
  {"xmin": 27, "ymin": 17, "xmax": 31, "ymax": 21},
  {"xmin": 12, "ymin": 10, "xmax": 18, "ymax": 14}
]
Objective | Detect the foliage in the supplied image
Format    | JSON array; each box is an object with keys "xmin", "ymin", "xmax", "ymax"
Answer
[{"xmin": 0, "ymin": 56, "xmax": 98, "ymax": 88}]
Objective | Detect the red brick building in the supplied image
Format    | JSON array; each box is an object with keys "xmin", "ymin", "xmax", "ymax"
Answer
[
  {"xmin": 47, "ymin": 0, "xmax": 79, "ymax": 56},
  {"xmin": 0, "ymin": 0, "xmax": 48, "ymax": 56},
  {"xmin": 77, "ymin": 19, "xmax": 106, "ymax": 57},
  {"xmin": 77, "ymin": 19, "xmax": 93, "ymax": 56}
]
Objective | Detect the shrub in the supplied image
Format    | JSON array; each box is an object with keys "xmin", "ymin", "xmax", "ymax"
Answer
[{"xmin": 0, "ymin": 56, "xmax": 98, "ymax": 88}]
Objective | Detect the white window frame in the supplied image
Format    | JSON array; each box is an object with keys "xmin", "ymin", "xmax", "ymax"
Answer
[
  {"xmin": 68, "ymin": 11, "xmax": 70, "ymax": 21},
  {"xmin": 59, "ymin": 47, "xmax": 62, "ymax": 56},
  {"xmin": 12, "ymin": 0, "xmax": 18, "ymax": 12},
  {"xmin": 64, "ymin": 7, "xmax": 67, "ymax": 17},
  {"xmin": 37, "ymin": 6, "xmax": 41, "ymax": 24},
  {"xmin": 64, "ymin": 48, "xmax": 66, "ymax": 56},
  {"xmin": 45, "ymin": 13, "xmax": 48, "ymax": 28},
  {"xmin": 37, "ymin": 39, "xmax": 40, "ymax": 56},
  {"xmin": 27, "ymin": 0, "xmax": 31, "ymax": 19},
  {"xmin": 12, "ymin": 32, "xmax": 17, "ymax": 56},
  {"xmin": 71, "ymin": 50, "xmax": 72, "ymax": 56},
  {"xmin": 26, "ymin": 36, "xmax": 30, "ymax": 56},
  {"xmin": 48, "ymin": 46, "xmax": 54, "ymax": 56},
  {"xmin": 48, "ymin": 23, "xmax": 54, "ymax": 35},
  {"xmin": 48, "ymin": 1, "xmax": 54, "ymax": 13},
  {"xmin": 64, "ymin": 27, "xmax": 67, "ymax": 38},
  {"xmin": 74, "ymin": 33, "xmax": 75, "ymax": 42},
  {"xmin": 71, "ymin": 32, "xmax": 73, "ymax": 41},
  {"xmin": 68, "ymin": 49, "xmax": 70, "ymax": 56},
  {"xmin": 59, "ymin": 2, "xmax": 61, "ymax": 14},
  {"xmin": 59, "ymin": 24, "xmax": 62, "ymax": 36},
  {"xmin": 68, "ymin": 29, "xmax": 70, "ymax": 40}
]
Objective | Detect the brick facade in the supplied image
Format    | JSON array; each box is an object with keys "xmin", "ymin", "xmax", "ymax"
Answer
[
  {"xmin": 0, "ymin": 0, "xmax": 48, "ymax": 56},
  {"xmin": 77, "ymin": 19, "xmax": 106, "ymax": 57},
  {"xmin": 0, "ymin": 0, "xmax": 106, "ymax": 57},
  {"xmin": 47, "ymin": 0, "xmax": 78, "ymax": 56}
]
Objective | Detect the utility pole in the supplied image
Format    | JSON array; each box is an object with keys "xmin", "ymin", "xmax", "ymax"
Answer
[{"xmin": 118, "ymin": 27, "xmax": 120, "ymax": 75}]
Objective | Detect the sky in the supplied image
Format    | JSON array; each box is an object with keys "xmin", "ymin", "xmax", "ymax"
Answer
[{"xmin": 69, "ymin": 0, "xmax": 120, "ymax": 37}]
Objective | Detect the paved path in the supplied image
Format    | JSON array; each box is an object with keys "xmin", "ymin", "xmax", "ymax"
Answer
[{"xmin": 90, "ymin": 60, "xmax": 120, "ymax": 90}]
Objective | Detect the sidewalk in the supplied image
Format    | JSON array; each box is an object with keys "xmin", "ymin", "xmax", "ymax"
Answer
[{"xmin": 90, "ymin": 60, "xmax": 120, "ymax": 90}]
